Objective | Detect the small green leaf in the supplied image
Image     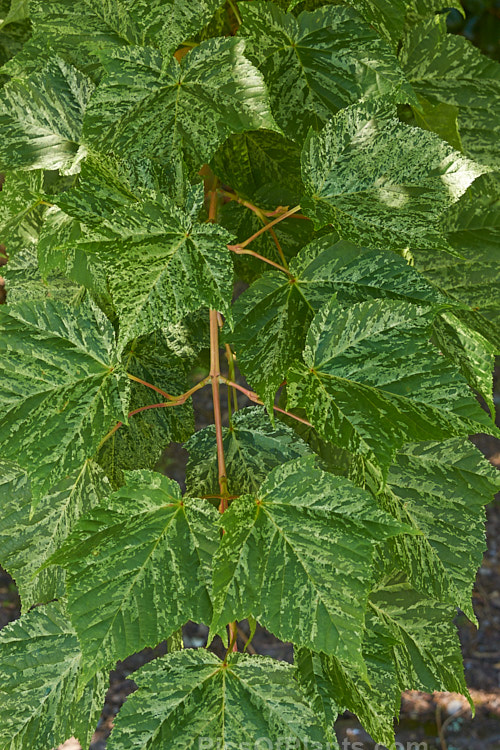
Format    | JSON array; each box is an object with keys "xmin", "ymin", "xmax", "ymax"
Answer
[
  {"xmin": 50, "ymin": 470, "xmax": 220, "ymax": 687},
  {"xmin": 0, "ymin": 298, "xmax": 129, "ymax": 500},
  {"xmin": 83, "ymin": 38, "xmax": 276, "ymax": 166},
  {"xmin": 185, "ymin": 406, "xmax": 313, "ymax": 497},
  {"xmin": 301, "ymin": 100, "xmax": 488, "ymax": 251},
  {"xmin": 107, "ymin": 650, "xmax": 334, "ymax": 750},
  {"xmin": 0, "ymin": 601, "xmax": 107, "ymax": 750},
  {"xmin": 0, "ymin": 57, "xmax": 93, "ymax": 172},
  {"xmin": 99, "ymin": 332, "xmax": 195, "ymax": 487},
  {"xmin": 287, "ymin": 298, "xmax": 494, "ymax": 472},
  {"xmin": 1, "ymin": 245, "xmax": 82, "ymax": 304},
  {"xmin": 0, "ymin": 170, "xmax": 44, "ymax": 257},
  {"xmin": 211, "ymin": 456, "xmax": 412, "ymax": 670},
  {"xmin": 240, "ymin": 2, "xmax": 415, "ymax": 141}
]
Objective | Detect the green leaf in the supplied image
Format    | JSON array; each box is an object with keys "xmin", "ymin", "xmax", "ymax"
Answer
[
  {"xmin": 50, "ymin": 470, "xmax": 220, "ymax": 687},
  {"xmin": 0, "ymin": 601, "xmax": 107, "ymax": 750},
  {"xmin": 368, "ymin": 579, "xmax": 471, "ymax": 702},
  {"xmin": 211, "ymin": 456, "xmax": 412, "ymax": 669},
  {"xmin": 432, "ymin": 311, "xmax": 496, "ymax": 415},
  {"xmin": 228, "ymin": 235, "xmax": 448, "ymax": 408},
  {"xmin": 409, "ymin": 95, "xmax": 462, "ymax": 151},
  {"xmin": 185, "ymin": 406, "xmax": 313, "ymax": 497},
  {"xmin": 0, "ymin": 57, "xmax": 94, "ymax": 172},
  {"xmin": 55, "ymin": 181, "xmax": 235, "ymax": 351},
  {"xmin": 415, "ymin": 173, "xmax": 500, "ymax": 345},
  {"xmin": 0, "ymin": 298, "xmax": 129, "ymax": 500},
  {"xmin": 107, "ymin": 650, "xmax": 333, "ymax": 750},
  {"xmin": 211, "ymin": 129, "xmax": 303, "ymax": 205},
  {"xmin": 0, "ymin": 170, "xmax": 44, "ymax": 257},
  {"xmin": 381, "ymin": 439, "xmax": 499, "ymax": 621},
  {"xmin": 400, "ymin": 16, "xmax": 500, "ymax": 168},
  {"xmin": 0, "ymin": 459, "xmax": 110, "ymax": 610},
  {"xmin": 296, "ymin": 625, "xmax": 401, "ymax": 750},
  {"xmin": 301, "ymin": 100, "xmax": 488, "ymax": 251},
  {"xmin": 82, "ymin": 38, "xmax": 276, "ymax": 166},
  {"xmin": 287, "ymin": 298, "xmax": 494, "ymax": 472},
  {"xmin": 99, "ymin": 331, "xmax": 195, "ymax": 487},
  {"xmin": 2, "ymin": 245, "xmax": 82, "ymax": 304},
  {"xmin": 0, "ymin": 0, "xmax": 29, "ymax": 27},
  {"xmin": 240, "ymin": 2, "xmax": 415, "ymax": 142}
]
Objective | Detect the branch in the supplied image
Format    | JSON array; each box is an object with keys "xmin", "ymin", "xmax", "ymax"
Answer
[
  {"xmin": 219, "ymin": 377, "xmax": 312, "ymax": 428},
  {"xmin": 235, "ymin": 204, "xmax": 302, "ymax": 249},
  {"xmin": 228, "ymin": 245, "xmax": 292, "ymax": 276},
  {"xmin": 127, "ymin": 373, "xmax": 175, "ymax": 400}
]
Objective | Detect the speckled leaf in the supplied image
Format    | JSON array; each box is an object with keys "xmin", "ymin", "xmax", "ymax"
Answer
[
  {"xmin": 401, "ymin": 16, "xmax": 500, "ymax": 168},
  {"xmin": 0, "ymin": 57, "xmax": 93, "ymax": 172},
  {"xmin": 368, "ymin": 579, "xmax": 471, "ymax": 702},
  {"xmin": 381, "ymin": 439, "xmax": 499, "ymax": 621},
  {"xmin": 0, "ymin": 601, "xmax": 107, "ymax": 750},
  {"xmin": 185, "ymin": 406, "xmax": 312, "ymax": 498},
  {"xmin": 301, "ymin": 100, "xmax": 488, "ymax": 251},
  {"xmin": 415, "ymin": 173, "xmax": 500, "ymax": 344},
  {"xmin": 296, "ymin": 625, "xmax": 400, "ymax": 750},
  {"xmin": 0, "ymin": 170, "xmax": 44, "ymax": 257},
  {"xmin": 20, "ymin": 0, "xmax": 225, "ymax": 75},
  {"xmin": 50, "ymin": 470, "xmax": 219, "ymax": 687},
  {"xmin": 287, "ymin": 298, "xmax": 494, "ymax": 472},
  {"xmin": 0, "ymin": 298, "xmax": 129, "ymax": 500},
  {"xmin": 83, "ymin": 38, "xmax": 276, "ymax": 166},
  {"xmin": 99, "ymin": 332, "xmax": 194, "ymax": 487},
  {"xmin": 56, "ymin": 182, "xmax": 234, "ymax": 351},
  {"xmin": 228, "ymin": 236, "xmax": 447, "ymax": 409},
  {"xmin": 211, "ymin": 456, "xmax": 412, "ymax": 669},
  {"xmin": 0, "ymin": 459, "xmax": 110, "ymax": 610},
  {"xmin": 240, "ymin": 2, "xmax": 414, "ymax": 142},
  {"xmin": 2, "ymin": 245, "xmax": 82, "ymax": 304},
  {"xmin": 107, "ymin": 650, "xmax": 334, "ymax": 750}
]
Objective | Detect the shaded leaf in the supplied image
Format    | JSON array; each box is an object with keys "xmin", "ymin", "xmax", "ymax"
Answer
[
  {"xmin": 368, "ymin": 579, "xmax": 471, "ymax": 702},
  {"xmin": 185, "ymin": 406, "xmax": 312, "ymax": 497},
  {"xmin": 0, "ymin": 170, "xmax": 44, "ymax": 257},
  {"xmin": 2, "ymin": 245, "xmax": 82, "ymax": 304},
  {"xmin": 381, "ymin": 439, "xmax": 499, "ymax": 620},
  {"xmin": 99, "ymin": 331, "xmax": 194, "ymax": 487}
]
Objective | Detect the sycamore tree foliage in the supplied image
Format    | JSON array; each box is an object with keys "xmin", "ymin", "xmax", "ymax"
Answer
[{"xmin": 0, "ymin": 0, "xmax": 499, "ymax": 748}]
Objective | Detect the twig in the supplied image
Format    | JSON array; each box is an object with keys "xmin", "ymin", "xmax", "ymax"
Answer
[
  {"xmin": 228, "ymin": 245, "xmax": 292, "ymax": 276},
  {"xmin": 219, "ymin": 377, "xmax": 312, "ymax": 427},
  {"xmin": 235, "ymin": 205, "xmax": 302, "ymax": 249}
]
